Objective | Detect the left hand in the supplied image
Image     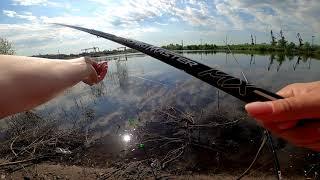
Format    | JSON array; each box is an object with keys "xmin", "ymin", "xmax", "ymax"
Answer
[{"xmin": 82, "ymin": 57, "xmax": 108, "ymax": 86}]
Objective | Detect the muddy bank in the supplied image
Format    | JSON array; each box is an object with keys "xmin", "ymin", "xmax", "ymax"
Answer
[{"xmin": 1, "ymin": 163, "xmax": 304, "ymax": 180}]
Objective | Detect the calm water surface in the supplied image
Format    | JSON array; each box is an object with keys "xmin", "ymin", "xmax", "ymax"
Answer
[{"xmin": 38, "ymin": 52, "xmax": 320, "ymax": 130}]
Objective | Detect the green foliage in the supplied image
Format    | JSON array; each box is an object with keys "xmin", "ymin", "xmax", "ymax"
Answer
[
  {"xmin": 303, "ymin": 42, "xmax": 311, "ymax": 51},
  {"xmin": 161, "ymin": 41, "xmax": 320, "ymax": 59},
  {"xmin": 271, "ymin": 41, "xmax": 277, "ymax": 46},
  {"xmin": 161, "ymin": 43, "xmax": 218, "ymax": 51},
  {"xmin": 0, "ymin": 37, "xmax": 15, "ymax": 55},
  {"xmin": 286, "ymin": 42, "xmax": 296, "ymax": 51},
  {"xmin": 163, "ymin": 43, "xmax": 183, "ymax": 50},
  {"xmin": 277, "ymin": 36, "xmax": 287, "ymax": 48}
]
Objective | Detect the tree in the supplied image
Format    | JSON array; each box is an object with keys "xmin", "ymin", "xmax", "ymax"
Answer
[
  {"xmin": 270, "ymin": 30, "xmax": 277, "ymax": 46},
  {"xmin": 303, "ymin": 42, "xmax": 311, "ymax": 51},
  {"xmin": 286, "ymin": 42, "xmax": 296, "ymax": 51},
  {"xmin": 277, "ymin": 30, "xmax": 287, "ymax": 48},
  {"xmin": 0, "ymin": 37, "xmax": 15, "ymax": 55}
]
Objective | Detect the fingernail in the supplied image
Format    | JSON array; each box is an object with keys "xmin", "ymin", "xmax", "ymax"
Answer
[{"xmin": 245, "ymin": 102, "xmax": 273, "ymax": 115}]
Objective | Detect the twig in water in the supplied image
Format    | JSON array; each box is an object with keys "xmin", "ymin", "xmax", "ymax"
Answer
[{"xmin": 10, "ymin": 136, "xmax": 19, "ymax": 157}]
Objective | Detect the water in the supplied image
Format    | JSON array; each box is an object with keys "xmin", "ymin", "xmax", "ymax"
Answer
[
  {"xmin": 38, "ymin": 52, "xmax": 320, "ymax": 128},
  {"xmin": 30, "ymin": 52, "xmax": 320, "ymax": 176}
]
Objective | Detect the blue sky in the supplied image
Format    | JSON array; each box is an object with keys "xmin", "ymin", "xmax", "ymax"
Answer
[{"xmin": 0, "ymin": 0, "xmax": 319, "ymax": 56}]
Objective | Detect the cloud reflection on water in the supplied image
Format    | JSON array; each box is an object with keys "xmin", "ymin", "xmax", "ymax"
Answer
[{"xmin": 34, "ymin": 52, "xmax": 320, "ymax": 138}]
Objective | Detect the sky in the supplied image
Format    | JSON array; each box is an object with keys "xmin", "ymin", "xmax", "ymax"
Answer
[{"xmin": 0, "ymin": 0, "xmax": 319, "ymax": 56}]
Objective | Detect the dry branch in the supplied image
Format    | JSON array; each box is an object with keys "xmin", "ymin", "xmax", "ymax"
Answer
[
  {"xmin": 103, "ymin": 105, "xmax": 245, "ymax": 179},
  {"xmin": 0, "ymin": 112, "xmax": 94, "ymax": 171}
]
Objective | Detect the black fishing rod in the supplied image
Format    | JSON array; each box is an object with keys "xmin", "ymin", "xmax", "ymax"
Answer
[{"xmin": 54, "ymin": 23, "xmax": 283, "ymax": 103}]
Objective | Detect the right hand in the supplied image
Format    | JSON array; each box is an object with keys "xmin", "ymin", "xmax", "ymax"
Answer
[{"xmin": 245, "ymin": 81, "xmax": 320, "ymax": 151}]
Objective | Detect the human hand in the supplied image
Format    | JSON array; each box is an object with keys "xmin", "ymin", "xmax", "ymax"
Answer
[
  {"xmin": 245, "ymin": 81, "xmax": 320, "ymax": 151},
  {"xmin": 82, "ymin": 57, "xmax": 108, "ymax": 86}
]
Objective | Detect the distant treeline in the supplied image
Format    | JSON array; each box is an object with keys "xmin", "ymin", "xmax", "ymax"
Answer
[
  {"xmin": 162, "ymin": 30, "xmax": 320, "ymax": 59},
  {"xmin": 161, "ymin": 43, "xmax": 319, "ymax": 54},
  {"xmin": 33, "ymin": 48, "xmax": 138, "ymax": 59}
]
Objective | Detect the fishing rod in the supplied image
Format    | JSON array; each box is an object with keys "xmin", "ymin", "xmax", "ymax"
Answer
[{"xmin": 54, "ymin": 23, "xmax": 283, "ymax": 103}]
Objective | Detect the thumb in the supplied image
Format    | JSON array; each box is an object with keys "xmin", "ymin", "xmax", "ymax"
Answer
[{"xmin": 245, "ymin": 97, "xmax": 311, "ymax": 123}]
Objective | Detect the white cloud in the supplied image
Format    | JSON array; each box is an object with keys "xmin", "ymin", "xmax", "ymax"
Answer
[
  {"xmin": 140, "ymin": 27, "xmax": 160, "ymax": 33},
  {"xmin": 98, "ymin": 0, "xmax": 173, "ymax": 26},
  {"xmin": 91, "ymin": 0, "xmax": 216, "ymax": 27},
  {"xmin": 169, "ymin": 17, "xmax": 179, "ymax": 22},
  {"xmin": 12, "ymin": 0, "xmax": 66, "ymax": 8},
  {"xmin": 172, "ymin": 6, "xmax": 213, "ymax": 26},
  {"xmin": 155, "ymin": 22, "xmax": 169, "ymax": 26},
  {"xmin": 3, "ymin": 10, "xmax": 17, "ymax": 17},
  {"xmin": 0, "ymin": 23, "xmax": 113, "ymax": 55},
  {"xmin": 88, "ymin": 0, "xmax": 111, "ymax": 6},
  {"xmin": 0, "ymin": 7, "xmax": 162, "ymax": 56},
  {"xmin": 3, "ymin": 10, "xmax": 37, "ymax": 22},
  {"xmin": 12, "ymin": 0, "xmax": 48, "ymax": 6},
  {"xmin": 215, "ymin": 0, "xmax": 320, "ymax": 33},
  {"xmin": 211, "ymin": 0, "xmax": 320, "ymax": 45}
]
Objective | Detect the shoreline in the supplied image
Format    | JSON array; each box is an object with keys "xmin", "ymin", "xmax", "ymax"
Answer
[{"xmin": 33, "ymin": 49, "xmax": 320, "ymax": 61}]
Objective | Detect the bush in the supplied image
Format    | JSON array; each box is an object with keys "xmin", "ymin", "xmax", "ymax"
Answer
[
  {"xmin": 286, "ymin": 42, "xmax": 296, "ymax": 51},
  {"xmin": 0, "ymin": 37, "xmax": 15, "ymax": 55}
]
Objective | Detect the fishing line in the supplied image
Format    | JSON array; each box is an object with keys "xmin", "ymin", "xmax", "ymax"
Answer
[
  {"xmin": 225, "ymin": 39, "xmax": 281, "ymax": 180},
  {"xmin": 236, "ymin": 135, "xmax": 267, "ymax": 180},
  {"xmin": 223, "ymin": 40, "xmax": 248, "ymax": 82}
]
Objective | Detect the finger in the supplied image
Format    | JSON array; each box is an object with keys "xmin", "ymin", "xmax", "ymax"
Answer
[
  {"xmin": 84, "ymin": 57, "xmax": 99, "ymax": 70},
  {"xmin": 88, "ymin": 64, "xmax": 98, "ymax": 84},
  {"xmin": 277, "ymin": 88, "xmax": 294, "ymax": 98},
  {"xmin": 97, "ymin": 66, "xmax": 106, "ymax": 81},
  {"xmin": 278, "ymin": 122, "xmax": 320, "ymax": 146},
  {"xmin": 270, "ymin": 96, "xmax": 320, "ymax": 122},
  {"xmin": 101, "ymin": 62, "xmax": 108, "ymax": 67},
  {"xmin": 277, "ymin": 121, "xmax": 297, "ymax": 130},
  {"xmin": 245, "ymin": 102, "xmax": 273, "ymax": 117},
  {"xmin": 246, "ymin": 96, "xmax": 320, "ymax": 123},
  {"xmin": 260, "ymin": 121, "xmax": 284, "ymax": 135},
  {"xmin": 100, "ymin": 61, "xmax": 108, "ymax": 65},
  {"xmin": 91, "ymin": 62, "xmax": 99, "ymax": 71},
  {"xmin": 98, "ymin": 62, "xmax": 108, "ymax": 74},
  {"xmin": 98, "ymin": 63, "xmax": 108, "ymax": 81},
  {"xmin": 262, "ymin": 121, "xmax": 320, "ymax": 150},
  {"xmin": 84, "ymin": 56, "xmax": 97, "ymax": 64},
  {"xmin": 95, "ymin": 64, "xmax": 103, "ymax": 75}
]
